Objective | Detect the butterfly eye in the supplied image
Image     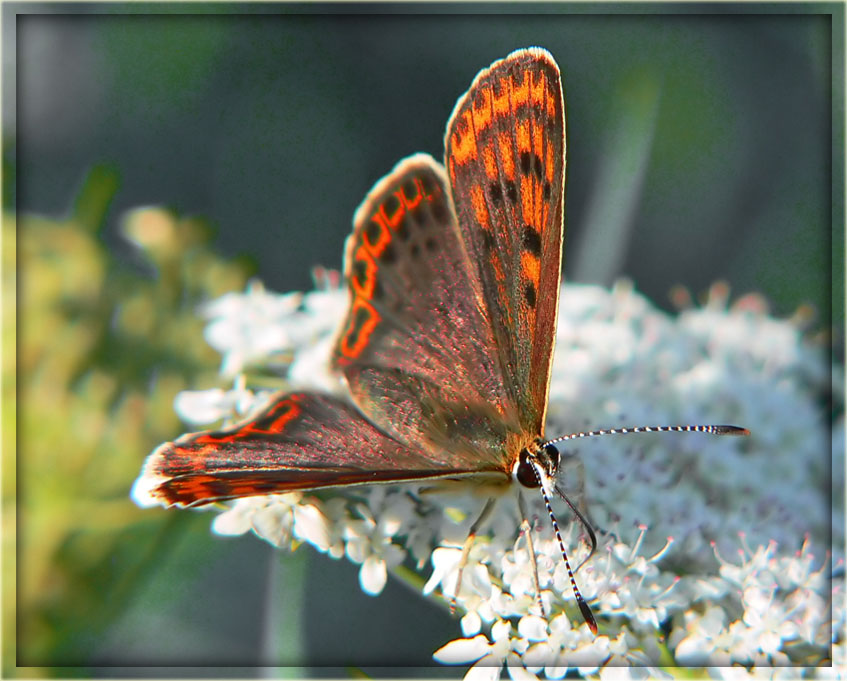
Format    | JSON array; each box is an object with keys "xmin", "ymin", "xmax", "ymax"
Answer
[
  {"xmin": 542, "ymin": 442, "xmax": 560, "ymax": 472},
  {"xmin": 513, "ymin": 448, "xmax": 540, "ymax": 488},
  {"xmin": 514, "ymin": 441, "xmax": 561, "ymax": 488}
]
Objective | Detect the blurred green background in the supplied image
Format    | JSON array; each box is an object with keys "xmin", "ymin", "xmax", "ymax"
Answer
[{"xmin": 7, "ymin": 6, "xmax": 840, "ymax": 678}]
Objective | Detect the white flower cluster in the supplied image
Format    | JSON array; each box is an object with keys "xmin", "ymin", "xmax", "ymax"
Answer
[
  {"xmin": 548, "ymin": 282, "xmax": 836, "ymax": 569},
  {"xmin": 174, "ymin": 274, "xmax": 840, "ymax": 676}
]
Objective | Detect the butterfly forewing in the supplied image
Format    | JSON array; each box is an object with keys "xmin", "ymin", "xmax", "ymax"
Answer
[
  {"xmin": 133, "ymin": 392, "xmax": 485, "ymax": 507},
  {"xmin": 331, "ymin": 154, "xmax": 522, "ymax": 472},
  {"xmin": 445, "ymin": 48, "xmax": 565, "ymax": 436}
]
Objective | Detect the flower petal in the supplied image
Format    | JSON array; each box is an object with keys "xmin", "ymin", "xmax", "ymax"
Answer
[
  {"xmin": 359, "ymin": 554, "xmax": 387, "ymax": 595},
  {"xmin": 433, "ymin": 635, "xmax": 491, "ymax": 665},
  {"xmin": 293, "ymin": 503, "xmax": 330, "ymax": 552},
  {"xmin": 462, "ymin": 611, "xmax": 483, "ymax": 636},
  {"xmin": 518, "ymin": 615, "xmax": 549, "ymax": 642}
]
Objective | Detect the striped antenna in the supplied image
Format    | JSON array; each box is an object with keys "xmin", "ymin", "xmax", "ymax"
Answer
[{"xmin": 544, "ymin": 423, "xmax": 749, "ymax": 449}]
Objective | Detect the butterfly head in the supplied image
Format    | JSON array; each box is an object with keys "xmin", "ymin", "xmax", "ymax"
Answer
[{"xmin": 513, "ymin": 439, "xmax": 560, "ymax": 489}]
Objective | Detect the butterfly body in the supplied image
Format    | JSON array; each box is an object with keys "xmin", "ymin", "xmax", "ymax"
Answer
[{"xmin": 133, "ymin": 47, "xmax": 567, "ymax": 511}]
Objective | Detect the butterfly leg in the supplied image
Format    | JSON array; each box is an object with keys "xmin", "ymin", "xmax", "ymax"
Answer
[
  {"xmin": 450, "ymin": 496, "xmax": 498, "ymax": 613},
  {"xmin": 551, "ymin": 483, "xmax": 597, "ymax": 573},
  {"xmin": 517, "ymin": 491, "xmax": 547, "ymax": 618},
  {"xmin": 552, "ymin": 450, "xmax": 599, "ymax": 572}
]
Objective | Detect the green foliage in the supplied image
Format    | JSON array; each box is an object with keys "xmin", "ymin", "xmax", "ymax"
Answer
[{"xmin": 12, "ymin": 166, "xmax": 254, "ymax": 674}]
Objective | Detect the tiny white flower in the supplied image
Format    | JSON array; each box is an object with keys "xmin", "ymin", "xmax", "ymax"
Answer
[
  {"xmin": 521, "ymin": 613, "xmax": 612, "ymax": 676},
  {"xmin": 433, "ymin": 634, "xmax": 492, "ymax": 665},
  {"xmin": 212, "ymin": 497, "xmax": 268, "ymax": 537},
  {"xmin": 672, "ymin": 605, "xmax": 728, "ymax": 666},
  {"xmin": 340, "ymin": 499, "xmax": 407, "ymax": 596},
  {"xmin": 359, "ymin": 554, "xmax": 388, "ymax": 595},
  {"xmin": 518, "ymin": 615, "xmax": 549, "ymax": 642},
  {"xmin": 424, "ymin": 546, "xmax": 463, "ymax": 597},
  {"xmin": 201, "ymin": 280, "xmax": 302, "ymax": 376},
  {"xmin": 172, "ymin": 376, "xmax": 265, "ymax": 426},
  {"xmin": 434, "ymin": 619, "xmax": 531, "ymax": 681},
  {"xmin": 292, "ymin": 502, "xmax": 331, "ymax": 552},
  {"xmin": 251, "ymin": 502, "xmax": 299, "ymax": 549},
  {"xmin": 424, "ymin": 544, "xmax": 496, "ymax": 613},
  {"xmin": 212, "ymin": 493, "xmax": 303, "ymax": 547},
  {"xmin": 173, "ymin": 387, "xmax": 238, "ymax": 425},
  {"xmin": 286, "ymin": 332, "xmax": 339, "ymax": 393},
  {"xmin": 462, "ymin": 611, "xmax": 483, "ymax": 636}
]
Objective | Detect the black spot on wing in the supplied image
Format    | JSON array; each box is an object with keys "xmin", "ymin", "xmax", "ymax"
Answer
[{"xmin": 522, "ymin": 225, "xmax": 541, "ymax": 257}]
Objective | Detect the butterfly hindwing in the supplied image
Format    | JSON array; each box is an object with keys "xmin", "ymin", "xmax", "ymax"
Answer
[
  {"xmin": 445, "ymin": 48, "xmax": 565, "ymax": 436},
  {"xmin": 132, "ymin": 392, "xmax": 488, "ymax": 508}
]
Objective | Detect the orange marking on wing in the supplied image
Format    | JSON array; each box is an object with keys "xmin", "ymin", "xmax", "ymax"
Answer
[
  {"xmin": 470, "ymin": 183, "xmax": 491, "ymax": 229},
  {"xmin": 498, "ymin": 286, "xmax": 515, "ymax": 327},
  {"xmin": 498, "ymin": 132, "xmax": 515, "ymax": 180},
  {"xmin": 482, "ymin": 144, "xmax": 498, "ymax": 180},
  {"xmin": 513, "ymin": 69, "xmax": 530, "ymax": 107},
  {"xmin": 492, "ymin": 78, "xmax": 512, "ymax": 118},
  {"xmin": 201, "ymin": 398, "xmax": 303, "ymax": 441},
  {"xmin": 546, "ymin": 85, "xmax": 558, "ymax": 119},
  {"xmin": 520, "ymin": 175, "xmax": 536, "ymax": 225},
  {"xmin": 545, "ymin": 137, "xmax": 555, "ymax": 184},
  {"xmin": 530, "ymin": 69, "xmax": 546, "ymax": 108},
  {"xmin": 363, "ymin": 216, "xmax": 391, "ymax": 257},
  {"xmin": 516, "ymin": 119, "xmax": 531, "ymax": 154},
  {"xmin": 535, "ymin": 179, "xmax": 546, "ymax": 230},
  {"xmin": 339, "ymin": 297, "xmax": 381, "ymax": 361},
  {"xmin": 193, "ymin": 436, "xmax": 223, "ymax": 449},
  {"xmin": 400, "ymin": 180, "xmax": 423, "ymax": 211},
  {"xmin": 351, "ymin": 244, "xmax": 378, "ymax": 299},
  {"xmin": 472, "ymin": 86, "xmax": 493, "ymax": 133},
  {"xmin": 379, "ymin": 196, "xmax": 406, "ymax": 230},
  {"xmin": 533, "ymin": 124, "xmax": 544, "ymax": 160},
  {"xmin": 232, "ymin": 480, "xmax": 290, "ymax": 498},
  {"xmin": 451, "ymin": 111, "xmax": 478, "ymax": 165},
  {"xmin": 230, "ymin": 483, "xmax": 261, "ymax": 497},
  {"xmin": 492, "ymin": 255, "xmax": 505, "ymax": 283},
  {"xmin": 182, "ymin": 475, "xmax": 220, "ymax": 497},
  {"xmin": 421, "ymin": 176, "xmax": 441, "ymax": 201},
  {"xmin": 521, "ymin": 251, "xmax": 541, "ymax": 285},
  {"xmin": 267, "ymin": 399, "xmax": 301, "ymax": 432}
]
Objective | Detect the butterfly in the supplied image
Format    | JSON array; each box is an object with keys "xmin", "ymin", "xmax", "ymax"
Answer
[{"xmin": 132, "ymin": 48, "xmax": 747, "ymax": 633}]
